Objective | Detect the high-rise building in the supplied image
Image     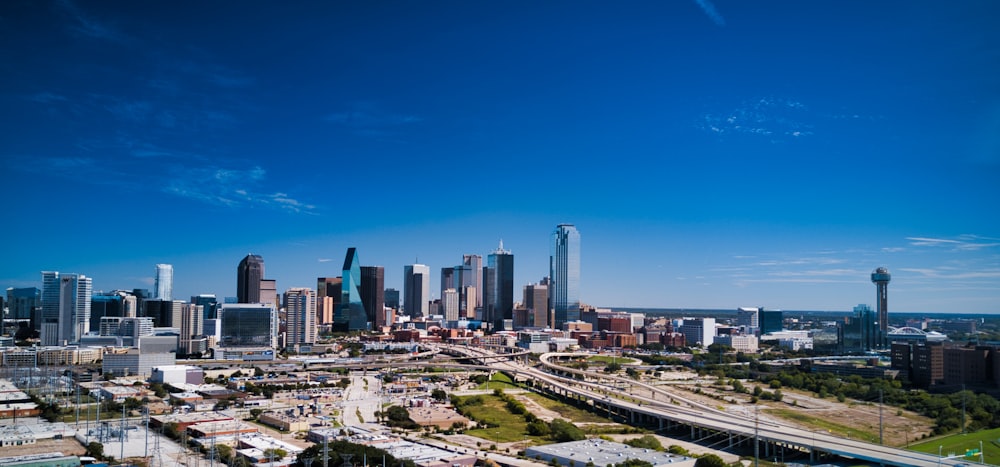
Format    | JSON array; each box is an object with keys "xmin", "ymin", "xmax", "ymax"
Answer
[
  {"xmin": 384, "ymin": 288, "xmax": 400, "ymax": 311},
  {"xmin": 284, "ymin": 287, "xmax": 316, "ymax": 351},
  {"xmin": 679, "ymin": 317, "xmax": 715, "ymax": 347},
  {"xmin": 219, "ymin": 303, "xmax": 278, "ymax": 349},
  {"xmin": 736, "ymin": 307, "xmax": 759, "ymax": 334},
  {"xmin": 485, "ymin": 241, "xmax": 514, "ymax": 330},
  {"xmin": 237, "ymin": 254, "xmax": 265, "ymax": 303},
  {"xmin": 871, "ymin": 267, "xmax": 891, "ymax": 340},
  {"xmin": 192, "ymin": 294, "xmax": 219, "ymax": 320},
  {"xmin": 403, "ymin": 264, "xmax": 430, "ymax": 318},
  {"xmin": 180, "ymin": 303, "xmax": 204, "ymax": 355},
  {"xmin": 6, "ymin": 287, "xmax": 41, "ymax": 330},
  {"xmin": 154, "ymin": 264, "xmax": 173, "ymax": 300},
  {"xmin": 442, "ymin": 288, "xmax": 460, "ymax": 321},
  {"xmin": 759, "ymin": 309, "xmax": 783, "ymax": 335},
  {"xmin": 91, "ymin": 291, "xmax": 129, "ymax": 333},
  {"xmin": 142, "ymin": 299, "xmax": 183, "ymax": 328},
  {"xmin": 524, "ymin": 283, "xmax": 549, "ymax": 328},
  {"xmin": 361, "ymin": 266, "xmax": 385, "ymax": 328},
  {"xmin": 40, "ymin": 271, "xmax": 92, "ymax": 346},
  {"xmin": 550, "ymin": 224, "xmax": 581, "ymax": 329},
  {"xmin": 338, "ymin": 248, "xmax": 368, "ymax": 331},
  {"xmin": 317, "ymin": 277, "xmax": 342, "ymax": 325},
  {"xmin": 259, "ymin": 279, "xmax": 277, "ymax": 307}
]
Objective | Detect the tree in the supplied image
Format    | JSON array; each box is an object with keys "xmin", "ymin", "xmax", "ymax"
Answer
[
  {"xmin": 431, "ymin": 388, "xmax": 448, "ymax": 401},
  {"xmin": 623, "ymin": 435, "xmax": 664, "ymax": 451},
  {"xmin": 85, "ymin": 441, "xmax": 105, "ymax": 460},
  {"xmin": 693, "ymin": 454, "xmax": 727, "ymax": 467},
  {"xmin": 604, "ymin": 362, "xmax": 623, "ymax": 373},
  {"xmin": 549, "ymin": 419, "xmax": 586, "ymax": 442},
  {"xmin": 264, "ymin": 448, "xmax": 288, "ymax": 460}
]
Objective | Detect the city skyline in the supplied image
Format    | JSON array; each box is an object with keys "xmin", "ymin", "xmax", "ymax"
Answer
[{"xmin": 1, "ymin": 2, "xmax": 998, "ymax": 313}]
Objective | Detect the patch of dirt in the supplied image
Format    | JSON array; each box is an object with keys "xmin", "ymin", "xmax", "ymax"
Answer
[{"xmin": 512, "ymin": 394, "xmax": 562, "ymax": 422}]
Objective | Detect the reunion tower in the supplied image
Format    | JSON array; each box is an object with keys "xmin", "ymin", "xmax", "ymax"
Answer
[{"xmin": 871, "ymin": 267, "xmax": 891, "ymax": 336}]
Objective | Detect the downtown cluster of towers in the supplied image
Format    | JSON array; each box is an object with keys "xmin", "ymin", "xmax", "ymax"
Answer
[
  {"xmin": 4, "ymin": 224, "xmax": 582, "ymax": 351},
  {"xmin": 237, "ymin": 224, "xmax": 583, "ymax": 335}
]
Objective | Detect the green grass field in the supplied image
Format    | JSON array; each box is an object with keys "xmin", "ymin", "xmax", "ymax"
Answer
[
  {"xmin": 456, "ymin": 393, "xmax": 533, "ymax": 443},
  {"xmin": 587, "ymin": 355, "xmax": 639, "ymax": 365},
  {"xmin": 476, "ymin": 372, "xmax": 520, "ymax": 390},
  {"xmin": 522, "ymin": 392, "xmax": 615, "ymax": 424},
  {"xmin": 909, "ymin": 427, "xmax": 1000, "ymax": 464}
]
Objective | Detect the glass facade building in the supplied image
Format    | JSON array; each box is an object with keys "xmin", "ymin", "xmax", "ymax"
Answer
[
  {"xmin": 6, "ymin": 287, "xmax": 40, "ymax": 329},
  {"xmin": 337, "ymin": 248, "xmax": 368, "ymax": 331},
  {"xmin": 403, "ymin": 264, "xmax": 430, "ymax": 318},
  {"xmin": 237, "ymin": 254, "xmax": 264, "ymax": 304},
  {"xmin": 40, "ymin": 271, "xmax": 92, "ymax": 346},
  {"xmin": 154, "ymin": 264, "xmax": 173, "ymax": 300},
  {"xmin": 219, "ymin": 303, "xmax": 277, "ymax": 348},
  {"xmin": 550, "ymin": 224, "xmax": 581, "ymax": 328},
  {"xmin": 485, "ymin": 241, "xmax": 514, "ymax": 331},
  {"xmin": 360, "ymin": 265, "xmax": 385, "ymax": 328}
]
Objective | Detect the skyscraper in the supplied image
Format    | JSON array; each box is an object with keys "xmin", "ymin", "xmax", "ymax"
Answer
[
  {"xmin": 317, "ymin": 277, "xmax": 342, "ymax": 325},
  {"xmin": 338, "ymin": 248, "xmax": 368, "ymax": 331},
  {"xmin": 403, "ymin": 264, "xmax": 430, "ymax": 318},
  {"xmin": 524, "ymin": 282, "xmax": 549, "ymax": 328},
  {"xmin": 6, "ymin": 287, "xmax": 41, "ymax": 330},
  {"xmin": 154, "ymin": 264, "xmax": 173, "ymax": 300},
  {"xmin": 219, "ymin": 303, "xmax": 278, "ymax": 349},
  {"xmin": 40, "ymin": 271, "xmax": 92, "ymax": 346},
  {"xmin": 237, "ymin": 254, "xmax": 264, "ymax": 303},
  {"xmin": 871, "ymin": 267, "xmax": 891, "ymax": 337},
  {"xmin": 485, "ymin": 240, "xmax": 514, "ymax": 330},
  {"xmin": 192, "ymin": 294, "xmax": 219, "ymax": 320},
  {"xmin": 550, "ymin": 224, "xmax": 581, "ymax": 328},
  {"xmin": 284, "ymin": 287, "xmax": 316, "ymax": 351},
  {"xmin": 361, "ymin": 266, "xmax": 385, "ymax": 328}
]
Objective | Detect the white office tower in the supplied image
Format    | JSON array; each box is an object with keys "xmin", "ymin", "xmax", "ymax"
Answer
[
  {"xmin": 679, "ymin": 317, "xmax": 716, "ymax": 348},
  {"xmin": 736, "ymin": 307, "xmax": 759, "ymax": 334},
  {"xmin": 403, "ymin": 264, "xmax": 430, "ymax": 318},
  {"xmin": 40, "ymin": 271, "xmax": 92, "ymax": 346},
  {"xmin": 442, "ymin": 288, "xmax": 459, "ymax": 321},
  {"xmin": 284, "ymin": 287, "xmax": 317, "ymax": 351},
  {"xmin": 154, "ymin": 264, "xmax": 173, "ymax": 300}
]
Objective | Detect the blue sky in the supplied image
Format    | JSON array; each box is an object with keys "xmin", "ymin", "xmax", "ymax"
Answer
[{"xmin": 1, "ymin": 1, "xmax": 998, "ymax": 313}]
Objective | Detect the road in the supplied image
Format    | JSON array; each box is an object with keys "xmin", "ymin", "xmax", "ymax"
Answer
[{"xmin": 441, "ymin": 345, "xmax": 984, "ymax": 467}]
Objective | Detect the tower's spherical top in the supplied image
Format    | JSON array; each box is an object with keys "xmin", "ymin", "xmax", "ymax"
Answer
[{"xmin": 871, "ymin": 267, "xmax": 891, "ymax": 283}]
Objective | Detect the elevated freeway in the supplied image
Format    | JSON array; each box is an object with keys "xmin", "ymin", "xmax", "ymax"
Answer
[{"xmin": 442, "ymin": 345, "xmax": 982, "ymax": 467}]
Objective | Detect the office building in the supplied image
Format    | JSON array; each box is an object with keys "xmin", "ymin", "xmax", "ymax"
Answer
[
  {"xmin": 219, "ymin": 303, "xmax": 278, "ymax": 349},
  {"xmin": 679, "ymin": 317, "xmax": 715, "ymax": 347},
  {"xmin": 736, "ymin": 307, "xmax": 759, "ymax": 334},
  {"xmin": 444, "ymin": 255, "xmax": 484, "ymax": 318},
  {"xmin": 384, "ymin": 288, "xmax": 400, "ymax": 311},
  {"xmin": 6, "ymin": 287, "xmax": 40, "ymax": 330},
  {"xmin": 259, "ymin": 279, "xmax": 277, "ymax": 307},
  {"xmin": 336, "ymin": 248, "xmax": 368, "ymax": 331},
  {"xmin": 192, "ymin": 294, "xmax": 219, "ymax": 320},
  {"xmin": 284, "ymin": 287, "xmax": 316, "ymax": 351},
  {"xmin": 403, "ymin": 264, "xmax": 430, "ymax": 318},
  {"xmin": 90, "ymin": 291, "xmax": 129, "ymax": 333},
  {"xmin": 237, "ymin": 254, "xmax": 265, "ymax": 303},
  {"xmin": 40, "ymin": 271, "xmax": 92, "ymax": 346},
  {"xmin": 759, "ymin": 309, "xmax": 783, "ymax": 335},
  {"xmin": 361, "ymin": 265, "xmax": 385, "ymax": 328},
  {"xmin": 154, "ymin": 264, "xmax": 173, "ymax": 300},
  {"xmin": 180, "ymin": 303, "xmax": 204, "ymax": 355},
  {"xmin": 485, "ymin": 241, "xmax": 514, "ymax": 330},
  {"xmin": 524, "ymin": 283, "xmax": 549, "ymax": 328},
  {"xmin": 442, "ymin": 288, "xmax": 460, "ymax": 321},
  {"xmin": 143, "ymin": 299, "xmax": 183, "ymax": 328},
  {"xmin": 551, "ymin": 224, "xmax": 581, "ymax": 328},
  {"xmin": 317, "ymin": 277, "xmax": 342, "ymax": 325}
]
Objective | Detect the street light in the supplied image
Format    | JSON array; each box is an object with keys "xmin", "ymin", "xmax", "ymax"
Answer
[{"xmin": 938, "ymin": 445, "xmax": 942, "ymax": 467}]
